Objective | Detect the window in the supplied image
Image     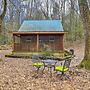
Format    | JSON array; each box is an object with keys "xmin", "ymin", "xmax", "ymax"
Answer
[
  {"xmin": 22, "ymin": 35, "xmax": 36, "ymax": 42},
  {"xmin": 49, "ymin": 36, "xmax": 55, "ymax": 42},
  {"xmin": 26, "ymin": 38, "xmax": 31, "ymax": 42},
  {"xmin": 39, "ymin": 36, "xmax": 49, "ymax": 42}
]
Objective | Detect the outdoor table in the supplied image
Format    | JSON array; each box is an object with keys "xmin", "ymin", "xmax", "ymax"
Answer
[{"xmin": 42, "ymin": 59, "xmax": 57, "ymax": 76}]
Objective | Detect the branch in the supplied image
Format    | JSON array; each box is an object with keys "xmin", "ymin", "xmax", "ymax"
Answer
[
  {"xmin": 0, "ymin": 0, "xmax": 7, "ymax": 19},
  {"xmin": 8, "ymin": 0, "xmax": 21, "ymax": 13},
  {"xmin": 38, "ymin": 1, "xmax": 49, "ymax": 19},
  {"xmin": 68, "ymin": 1, "xmax": 80, "ymax": 15}
]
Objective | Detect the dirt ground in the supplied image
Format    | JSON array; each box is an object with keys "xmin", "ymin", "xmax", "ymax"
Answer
[{"xmin": 0, "ymin": 43, "xmax": 90, "ymax": 90}]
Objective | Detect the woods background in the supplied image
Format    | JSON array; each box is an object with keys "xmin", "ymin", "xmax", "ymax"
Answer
[{"xmin": 0, "ymin": 0, "xmax": 85, "ymax": 45}]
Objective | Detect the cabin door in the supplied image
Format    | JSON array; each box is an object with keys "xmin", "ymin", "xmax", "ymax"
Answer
[{"xmin": 21, "ymin": 35, "xmax": 37, "ymax": 52}]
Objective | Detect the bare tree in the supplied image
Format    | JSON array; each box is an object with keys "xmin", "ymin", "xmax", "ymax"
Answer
[
  {"xmin": 78, "ymin": 0, "xmax": 90, "ymax": 69},
  {"xmin": 0, "ymin": 0, "xmax": 7, "ymax": 32}
]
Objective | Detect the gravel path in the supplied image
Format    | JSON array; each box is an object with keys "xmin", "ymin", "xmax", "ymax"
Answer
[{"xmin": 0, "ymin": 46, "xmax": 90, "ymax": 90}]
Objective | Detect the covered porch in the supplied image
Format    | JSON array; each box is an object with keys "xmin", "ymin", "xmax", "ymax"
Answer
[{"xmin": 13, "ymin": 32, "xmax": 64, "ymax": 52}]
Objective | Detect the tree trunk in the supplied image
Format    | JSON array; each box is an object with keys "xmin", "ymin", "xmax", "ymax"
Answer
[
  {"xmin": 0, "ymin": 18, "xmax": 2, "ymax": 32},
  {"xmin": 0, "ymin": 0, "xmax": 7, "ymax": 32},
  {"xmin": 78, "ymin": 0, "xmax": 90, "ymax": 69}
]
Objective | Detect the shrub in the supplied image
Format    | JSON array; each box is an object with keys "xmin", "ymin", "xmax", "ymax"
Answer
[{"xmin": 41, "ymin": 44, "xmax": 54, "ymax": 57}]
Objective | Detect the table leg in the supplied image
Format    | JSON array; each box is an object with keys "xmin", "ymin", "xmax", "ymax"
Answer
[{"xmin": 50, "ymin": 67, "xmax": 52, "ymax": 77}]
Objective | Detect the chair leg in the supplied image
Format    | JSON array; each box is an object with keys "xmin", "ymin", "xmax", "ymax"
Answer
[
  {"xmin": 42, "ymin": 66, "xmax": 45, "ymax": 73},
  {"xmin": 56, "ymin": 72, "xmax": 69, "ymax": 80},
  {"xmin": 36, "ymin": 67, "xmax": 40, "ymax": 74},
  {"xmin": 49, "ymin": 67, "xmax": 52, "ymax": 77},
  {"xmin": 32, "ymin": 67, "xmax": 40, "ymax": 78},
  {"xmin": 64, "ymin": 74, "xmax": 71, "ymax": 80},
  {"xmin": 61, "ymin": 72, "xmax": 64, "ymax": 75},
  {"xmin": 61, "ymin": 72, "xmax": 71, "ymax": 80},
  {"xmin": 53, "ymin": 66, "xmax": 55, "ymax": 71}
]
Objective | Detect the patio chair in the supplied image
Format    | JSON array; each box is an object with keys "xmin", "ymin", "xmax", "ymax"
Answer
[
  {"xmin": 32, "ymin": 55, "xmax": 44, "ymax": 74},
  {"xmin": 55, "ymin": 57, "xmax": 72, "ymax": 80},
  {"xmin": 69, "ymin": 49, "xmax": 75, "ymax": 56}
]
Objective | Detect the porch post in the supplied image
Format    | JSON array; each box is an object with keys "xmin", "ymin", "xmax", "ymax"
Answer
[
  {"xmin": 37, "ymin": 34, "xmax": 39, "ymax": 52},
  {"xmin": 62, "ymin": 34, "xmax": 64, "ymax": 51},
  {"xmin": 13, "ymin": 34, "xmax": 15, "ymax": 51}
]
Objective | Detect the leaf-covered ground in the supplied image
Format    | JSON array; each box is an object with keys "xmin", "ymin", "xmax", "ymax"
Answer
[{"xmin": 0, "ymin": 43, "xmax": 90, "ymax": 90}]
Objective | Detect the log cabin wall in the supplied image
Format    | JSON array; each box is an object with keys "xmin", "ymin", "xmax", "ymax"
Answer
[
  {"xmin": 13, "ymin": 34, "xmax": 64, "ymax": 52},
  {"xmin": 39, "ymin": 34, "xmax": 64, "ymax": 52},
  {"xmin": 20, "ymin": 35, "xmax": 37, "ymax": 52},
  {"xmin": 13, "ymin": 34, "xmax": 21, "ymax": 51}
]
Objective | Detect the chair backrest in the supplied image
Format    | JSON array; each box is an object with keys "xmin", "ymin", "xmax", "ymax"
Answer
[
  {"xmin": 69, "ymin": 49, "xmax": 74, "ymax": 55},
  {"xmin": 31, "ymin": 55, "xmax": 40, "ymax": 63},
  {"xmin": 63, "ymin": 58, "xmax": 72, "ymax": 70}
]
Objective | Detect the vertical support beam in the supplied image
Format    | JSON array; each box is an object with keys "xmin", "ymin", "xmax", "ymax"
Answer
[
  {"xmin": 59, "ymin": 34, "xmax": 64, "ymax": 51},
  {"xmin": 62, "ymin": 34, "xmax": 64, "ymax": 51},
  {"xmin": 37, "ymin": 34, "xmax": 39, "ymax": 52},
  {"xmin": 13, "ymin": 34, "xmax": 15, "ymax": 51}
]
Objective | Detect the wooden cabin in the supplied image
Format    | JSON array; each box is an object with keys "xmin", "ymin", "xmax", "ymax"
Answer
[{"xmin": 13, "ymin": 20, "xmax": 65, "ymax": 52}]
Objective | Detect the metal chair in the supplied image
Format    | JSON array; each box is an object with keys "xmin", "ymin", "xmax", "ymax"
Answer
[
  {"xmin": 32, "ymin": 55, "xmax": 44, "ymax": 74},
  {"xmin": 55, "ymin": 58, "xmax": 72, "ymax": 80},
  {"xmin": 69, "ymin": 49, "xmax": 74, "ymax": 55}
]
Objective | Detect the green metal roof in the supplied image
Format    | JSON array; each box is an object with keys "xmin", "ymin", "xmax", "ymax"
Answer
[{"xmin": 18, "ymin": 20, "xmax": 64, "ymax": 32}]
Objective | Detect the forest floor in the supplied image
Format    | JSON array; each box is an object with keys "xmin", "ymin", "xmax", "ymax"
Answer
[{"xmin": 0, "ymin": 42, "xmax": 90, "ymax": 90}]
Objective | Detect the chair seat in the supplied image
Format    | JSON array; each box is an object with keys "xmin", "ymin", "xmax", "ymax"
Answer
[
  {"xmin": 55, "ymin": 66, "xmax": 69, "ymax": 72},
  {"xmin": 33, "ymin": 62, "xmax": 44, "ymax": 68}
]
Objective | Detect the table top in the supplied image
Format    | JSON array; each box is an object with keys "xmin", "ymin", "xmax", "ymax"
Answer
[{"xmin": 42, "ymin": 59, "xmax": 57, "ymax": 65}]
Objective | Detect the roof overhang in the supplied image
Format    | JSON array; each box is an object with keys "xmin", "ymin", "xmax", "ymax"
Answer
[{"xmin": 12, "ymin": 32, "xmax": 67, "ymax": 35}]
